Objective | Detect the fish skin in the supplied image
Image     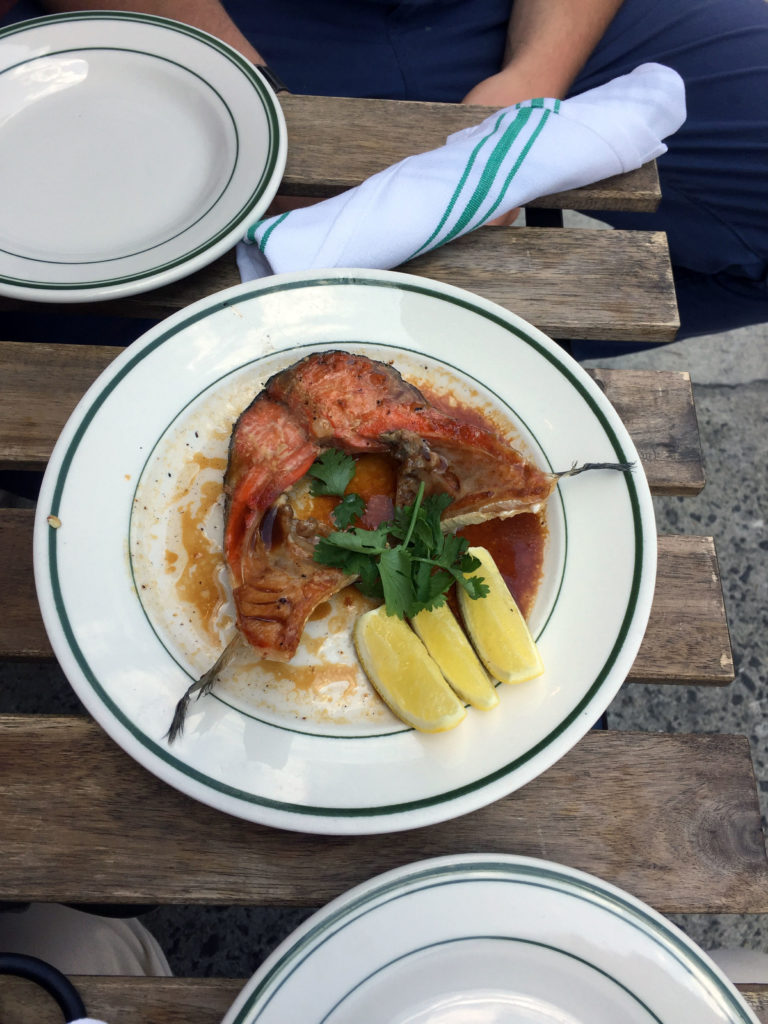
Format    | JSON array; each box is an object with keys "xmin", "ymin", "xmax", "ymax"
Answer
[
  {"xmin": 224, "ymin": 350, "xmax": 557, "ymax": 662},
  {"xmin": 265, "ymin": 348, "xmax": 422, "ymax": 452},
  {"xmin": 224, "ymin": 393, "xmax": 320, "ymax": 580},
  {"xmin": 224, "ymin": 392, "xmax": 352, "ymax": 661},
  {"xmin": 266, "ymin": 350, "xmax": 557, "ymax": 524}
]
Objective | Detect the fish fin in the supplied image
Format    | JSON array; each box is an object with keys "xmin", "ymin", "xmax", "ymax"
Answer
[
  {"xmin": 165, "ymin": 636, "xmax": 241, "ymax": 744},
  {"xmin": 555, "ymin": 461, "xmax": 635, "ymax": 479}
]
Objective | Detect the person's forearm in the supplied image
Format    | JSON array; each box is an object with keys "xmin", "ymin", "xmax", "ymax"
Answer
[
  {"xmin": 502, "ymin": 0, "xmax": 625, "ymax": 97},
  {"xmin": 39, "ymin": 0, "xmax": 266, "ymax": 66},
  {"xmin": 463, "ymin": 0, "xmax": 624, "ymax": 106}
]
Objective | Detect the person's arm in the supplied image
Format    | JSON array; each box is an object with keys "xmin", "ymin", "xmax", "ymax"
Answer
[
  {"xmin": 38, "ymin": 0, "xmax": 267, "ymax": 67},
  {"xmin": 463, "ymin": 0, "xmax": 625, "ymax": 106}
]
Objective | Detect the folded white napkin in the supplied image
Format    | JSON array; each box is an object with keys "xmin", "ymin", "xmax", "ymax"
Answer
[{"xmin": 236, "ymin": 62, "xmax": 685, "ymax": 281}]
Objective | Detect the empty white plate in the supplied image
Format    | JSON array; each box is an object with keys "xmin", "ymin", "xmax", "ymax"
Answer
[
  {"xmin": 0, "ymin": 12, "xmax": 286, "ymax": 301},
  {"xmin": 223, "ymin": 855, "xmax": 760, "ymax": 1023}
]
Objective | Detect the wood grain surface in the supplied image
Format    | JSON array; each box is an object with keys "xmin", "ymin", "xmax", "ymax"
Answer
[
  {"xmin": 402, "ymin": 229, "xmax": 679, "ymax": 341},
  {"xmin": 633, "ymin": 534, "xmax": 734, "ymax": 685},
  {"xmin": 0, "ymin": 976, "xmax": 765, "ymax": 1024},
  {"xmin": 0, "ymin": 229, "xmax": 679, "ymax": 341},
  {"xmin": 0, "ymin": 342, "xmax": 700, "ymax": 486},
  {"xmin": 277, "ymin": 94, "xmax": 662, "ymax": 211},
  {"xmin": 742, "ymin": 986, "xmax": 768, "ymax": 1021},
  {"xmin": 0, "ymin": 508, "xmax": 732, "ymax": 683},
  {"xmin": 588, "ymin": 367, "xmax": 704, "ymax": 495},
  {"xmin": 0, "ymin": 718, "xmax": 764, "ymax": 913}
]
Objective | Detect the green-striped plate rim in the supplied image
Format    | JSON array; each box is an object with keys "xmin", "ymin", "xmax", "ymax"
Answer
[
  {"xmin": 0, "ymin": 12, "xmax": 282, "ymax": 291},
  {"xmin": 227, "ymin": 856, "xmax": 756, "ymax": 1023}
]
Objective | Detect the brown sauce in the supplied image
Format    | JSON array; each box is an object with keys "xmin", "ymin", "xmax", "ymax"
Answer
[
  {"xmin": 459, "ymin": 513, "xmax": 547, "ymax": 621},
  {"xmin": 246, "ymin": 658, "xmax": 361, "ymax": 700},
  {"xmin": 415, "ymin": 387, "xmax": 546, "ymax": 618},
  {"xmin": 171, "ymin": 455, "xmax": 228, "ymax": 644}
]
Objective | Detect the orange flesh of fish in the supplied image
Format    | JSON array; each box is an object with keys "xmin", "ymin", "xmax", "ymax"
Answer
[{"xmin": 224, "ymin": 351, "xmax": 558, "ymax": 662}]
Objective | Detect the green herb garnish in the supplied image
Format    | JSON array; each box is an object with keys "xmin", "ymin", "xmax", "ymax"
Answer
[
  {"xmin": 314, "ymin": 480, "xmax": 488, "ymax": 619},
  {"xmin": 306, "ymin": 450, "xmax": 364, "ymax": 526},
  {"xmin": 307, "ymin": 448, "xmax": 356, "ymax": 496},
  {"xmin": 331, "ymin": 492, "xmax": 366, "ymax": 528}
]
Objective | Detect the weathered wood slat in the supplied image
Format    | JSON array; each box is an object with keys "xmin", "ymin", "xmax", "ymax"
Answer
[
  {"xmin": 0, "ymin": 342, "xmax": 700, "ymax": 487},
  {"xmin": 0, "ymin": 719, "xmax": 764, "ymax": 914},
  {"xmin": 0, "ymin": 510, "xmax": 42, "ymax": 660},
  {"xmin": 1, "ymin": 977, "xmax": 765, "ymax": 1024},
  {"xmin": 588, "ymin": 367, "xmax": 704, "ymax": 495},
  {"xmin": 277, "ymin": 94, "xmax": 662, "ymax": 211},
  {"xmin": 633, "ymin": 534, "xmax": 733, "ymax": 685},
  {"xmin": 0, "ymin": 341, "xmax": 117, "ymax": 472},
  {"xmin": 0, "ymin": 511, "xmax": 732, "ymax": 684},
  {"xmin": 0, "ymin": 228, "xmax": 679, "ymax": 341},
  {"xmin": 742, "ymin": 986, "xmax": 768, "ymax": 1021},
  {"xmin": 404, "ymin": 229, "xmax": 679, "ymax": 342}
]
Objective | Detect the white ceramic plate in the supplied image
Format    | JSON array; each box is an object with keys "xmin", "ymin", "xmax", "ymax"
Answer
[
  {"xmin": 221, "ymin": 854, "xmax": 760, "ymax": 1023},
  {"xmin": 34, "ymin": 270, "xmax": 656, "ymax": 834},
  {"xmin": 0, "ymin": 12, "xmax": 286, "ymax": 301}
]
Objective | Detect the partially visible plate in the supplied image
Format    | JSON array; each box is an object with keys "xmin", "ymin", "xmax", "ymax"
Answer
[
  {"xmin": 33, "ymin": 269, "xmax": 656, "ymax": 834},
  {"xmin": 0, "ymin": 12, "xmax": 286, "ymax": 301},
  {"xmin": 222, "ymin": 854, "xmax": 759, "ymax": 1023}
]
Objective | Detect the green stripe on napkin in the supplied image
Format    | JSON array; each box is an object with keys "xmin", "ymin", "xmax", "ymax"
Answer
[
  {"xmin": 405, "ymin": 111, "xmax": 508, "ymax": 262},
  {"xmin": 480, "ymin": 108, "xmax": 553, "ymax": 224},
  {"xmin": 256, "ymin": 211, "xmax": 290, "ymax": 252},
  {"xmin": 436, "ymin": 105, "xmax": 535, "ymax": 248}
]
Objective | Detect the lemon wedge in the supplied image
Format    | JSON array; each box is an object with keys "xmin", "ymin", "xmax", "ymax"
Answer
[
  {"xmin": 354, "ymin": 605, "xmax": 466, "ymax": 733},
  {"xmin": 457, "ymin": 546, "xmax": 544, "ymax": 684},
  {"xmin": 411, "ymin": 604, "xmax": 499, "ymax": 710}
]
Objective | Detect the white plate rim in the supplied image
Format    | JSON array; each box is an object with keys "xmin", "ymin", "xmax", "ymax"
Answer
[
  {"xmin": 33, "ymin": 269, "xmax": 657, "ymax": 834},
  {"xmin": 221, "ymin": 853, "xmax": 760, "ymax": 1024},
  {"xmin": 0, "ymin": 10, "xmax": 286, "ymax": 302}
]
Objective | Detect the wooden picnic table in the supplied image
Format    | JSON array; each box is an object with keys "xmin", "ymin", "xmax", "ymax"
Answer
[{"xmin": 0, "ymin": 94, "xmax": 765, "ymax": 1024}]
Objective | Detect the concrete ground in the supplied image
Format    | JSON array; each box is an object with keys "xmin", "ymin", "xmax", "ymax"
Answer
[{"xmin": 1, "ymin": 310, "xmax": 766, "ymax": 980}]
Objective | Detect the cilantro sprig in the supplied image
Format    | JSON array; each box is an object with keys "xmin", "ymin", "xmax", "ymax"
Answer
[
  {"xmin": 331, "ymin": 492, "xmax": 366, "ymax": 528},
  {"xmin": 310, "ymin": 449, "xmax": 488, "ymax": 619},
  {"xmin": 307, "ymin": 448, "xmax": 356, "ymax": 496},
  {"xmin": 307, "ymin": 449, "xmax": 365, "ymax": 529}
]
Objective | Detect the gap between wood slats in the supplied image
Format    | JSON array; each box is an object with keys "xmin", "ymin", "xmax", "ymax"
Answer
[
  {"xmin": 0, "ymin": 978, "xmax": 765, "ymax": 1024},
  {"xmin": 0, "ymin": 228, "xmax": 678, "ymax": 341},
  {"xmin": 0, "ymin": 341, "xmax": 702, "ymax": 491},
  {"xmin": 276, "ymin": 94, "xmax": 662, "ymax": 211},
  {"xmin": 0, "ymin": 722, "xmax": 764, "ymax": 913},
  {"xmin": 0, "ymin": 511, "xmax": 733, "ymax": 684}
]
